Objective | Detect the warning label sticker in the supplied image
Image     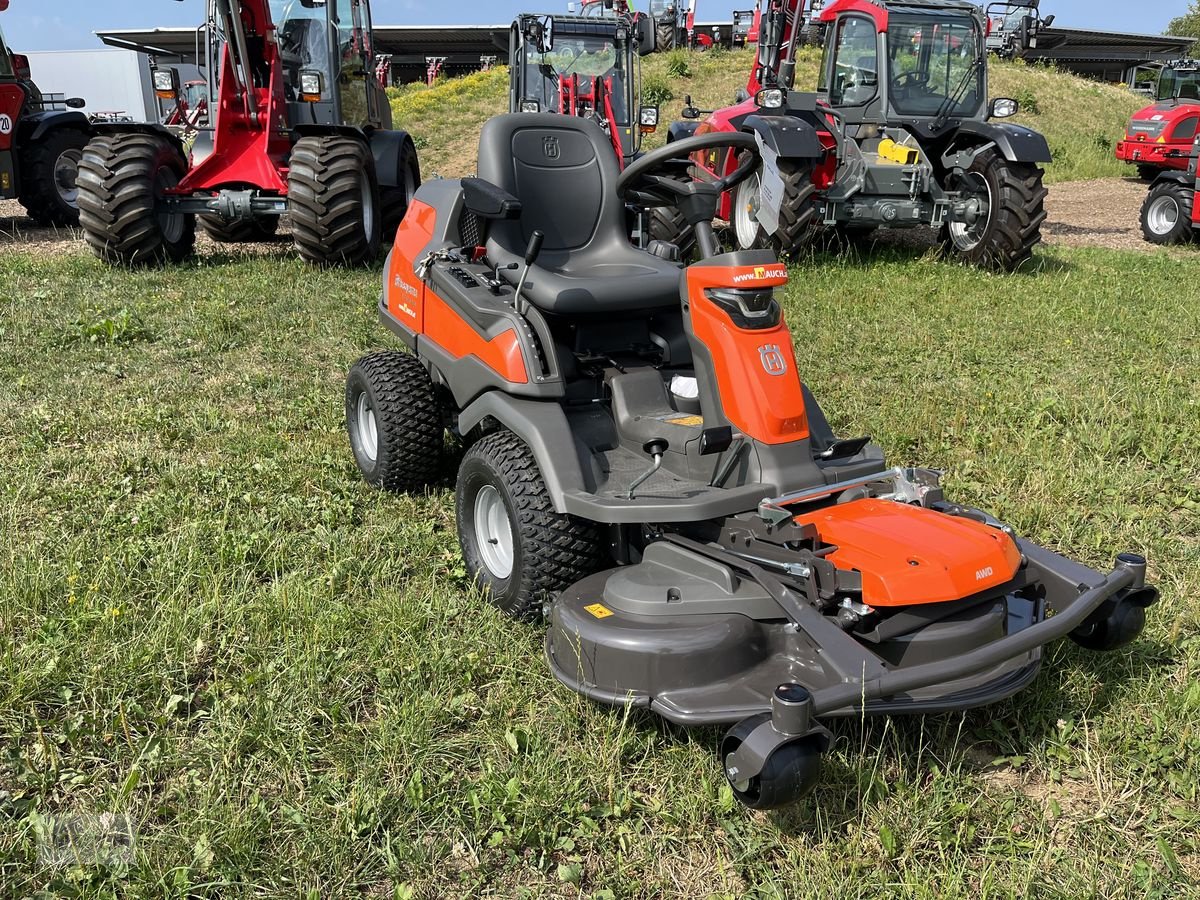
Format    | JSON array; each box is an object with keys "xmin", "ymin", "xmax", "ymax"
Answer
[
  {"xmin": 584, "ymin": 603, "xmax": 614, "ymax": 619},
  {"xmin": 656, "ymin": 413, "xmax": 704, "ymax": 428}
]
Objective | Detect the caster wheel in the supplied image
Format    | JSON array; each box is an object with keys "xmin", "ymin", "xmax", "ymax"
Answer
[
  {"xmin": 720, "ymin": 713, "xmax": 824, "ymax": 810},
  {"xmin": 1070, "ymin": 599, "xmax": 1146, "ymax": 652}
]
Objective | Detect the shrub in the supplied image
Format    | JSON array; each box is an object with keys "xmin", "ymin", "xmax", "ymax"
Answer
[
  {"xmin": 1015, "ymin": 88, "xmax": 1040, "ymax": 115},
  {"xmin": 665, "ymin": 50, "xmax": 692, "ymax": 79},
  {"xmin": 642, "ymin": 75, "xmax": 674, "ymax": 107}
]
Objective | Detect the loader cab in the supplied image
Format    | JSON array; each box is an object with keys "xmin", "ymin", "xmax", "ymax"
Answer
[
  {"xmin": 1157, "ymin": 61, "xmax": 1200, "ymax": 104},
  {"xmin": 818, "ymin": 1, "xmax": 987, "ymax": 130}
]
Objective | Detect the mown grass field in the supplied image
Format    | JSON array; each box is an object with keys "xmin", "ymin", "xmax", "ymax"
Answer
[
  {"xmin": 2, "ymin": 233, "xmax": 1198, "ymax": 897},
  {"xmin": 389, "ymin": 47, "xmax": 1144, "ymax": 182}
]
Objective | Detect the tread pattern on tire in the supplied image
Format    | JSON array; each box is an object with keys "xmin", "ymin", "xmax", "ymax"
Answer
[
  {"xmin": 648, "ymin": 193, "xmax": 697, "ymax": 262},
  {"xmin": 948, "ymin": 147, "xmax": 1047, "ymax": 272},
  {"xmin": 18, "ymin": 126, "xmax": 88, "ymax": 227},
  {"xmin": 770, "ymin": 160, "xmax": 819, "ymax": 258},
  {"xmin": 656, "ymin": 21, "xmax": 675, "ymax": 51},
  {"xmin": 76, "ymin": 133, "xmax": 196, "ymax": 265},
  {"xmin": 459, "ymin": 430, "xmax": 605, "ymax": 621},
  {"xmin": 198, "ymin": 214, "xmax": 280, "ymax": 243},
  {"xmin": 288, "ymin": 135, "xmax": 380, "ymax": 267},
  {"xmin": 1140, "ymin": 181, "xmax": 1195, "ymax": 246},
  {"xmin": 348, "ymin": 351, "xmax": 444, "ymax": 492}
]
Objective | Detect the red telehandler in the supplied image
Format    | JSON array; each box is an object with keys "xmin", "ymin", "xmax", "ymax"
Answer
[
  {"xmin": 1116, "ymin": 59, "xmax": 1200, "ymax": 182},
  {"xmin": 1140, "ymin": 131, "xmax": 1200, "ymax": 245},
  {"xmin": 77, "ymin": 0, "xmax": 420, "ymax": 267}
]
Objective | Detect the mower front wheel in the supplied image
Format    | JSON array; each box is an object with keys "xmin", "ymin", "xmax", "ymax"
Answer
[
  {"xmin": 943, "ymin": 147, "xmax": 1047, "ymax": 272},
  {"xmin": 345, "ymin": 351, "xmax": 445, "ymax": 492},
  {"xmin": 721, "ymin": 713, "xmax": 825, "ymax": 810},
  {"xmin": 289, "ymin": 135, "xmax": 382, "ymax": 267},
  {"xmin": 456, "ymin": 431, "xmax": 605, "ymax": 621},
  {"xmin": 1140, "ymin": 181, "xmax": 1195, "ymax": 245}
]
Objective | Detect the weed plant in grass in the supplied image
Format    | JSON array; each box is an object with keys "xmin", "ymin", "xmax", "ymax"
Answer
[{"xmin": 1, "ymin": 240, "xmax": 1197, "ymax": 897}]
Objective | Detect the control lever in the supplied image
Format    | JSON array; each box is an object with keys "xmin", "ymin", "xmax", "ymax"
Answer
[
  {"xmin": 627, "ymin": 439, "xmax": 668, "ymax": 500},
  {"xmin": 512, "ymin": 230, "xmax": 544, "ymax": 315},
  {"xmin": 487, "ymin": 261, "xmax": 518, "ymax": 294}
]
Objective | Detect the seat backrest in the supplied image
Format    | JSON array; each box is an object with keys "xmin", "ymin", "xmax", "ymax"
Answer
[{"xmin": 477, "ymin": 113, "xmax": 624, "ymax": 262}]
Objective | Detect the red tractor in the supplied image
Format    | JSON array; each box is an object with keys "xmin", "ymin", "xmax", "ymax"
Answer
[
  {"xmin": 0, "ymin": 0, "xmax": 91, "ymax": 226},
  {"xmin": 656, "ymin": 0, "xmax": 1050, "ymax": 272},
  {"xmin": 1139, "ymin": 131, "xmax": 1199, "ymax": 245},
  {"xmin": 1116, "ymin": 59, "xmax": 1200, "ymax": 182},
  {"xmin": 77, "ymin": 0, "xmax": 420, "ymax": 267}
]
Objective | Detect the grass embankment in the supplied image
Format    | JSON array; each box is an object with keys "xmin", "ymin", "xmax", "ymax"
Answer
[
  {"xmin": 2, "ymin": 239, "xmax": 1198, "ymax": 896},
  {"xmin": 389, "ymin": 47, "xmax": 1143, "ymax": 183}
]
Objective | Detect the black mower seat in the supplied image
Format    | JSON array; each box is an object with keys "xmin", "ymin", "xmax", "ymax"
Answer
[{"xmin": 477, "ymin": 113, "xmax": 682, "ymax": 316}]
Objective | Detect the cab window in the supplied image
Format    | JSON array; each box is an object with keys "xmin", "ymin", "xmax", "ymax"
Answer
[{"xmin": 829, "ymin": 16, "xmax": 878, "ymax": 106}]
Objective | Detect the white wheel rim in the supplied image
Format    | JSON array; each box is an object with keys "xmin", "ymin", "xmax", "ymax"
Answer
[
  {"xmin": 360, "ymin": 171, "xmax": 378, "ymax": 237},
  {"xmin": 474, "ymin": 485, "xmax": 514, "ymax": 579},
  {"xmin": 948, "ymin": 172, "xmax": 994, "ymax": 252},
  {"xmin": 1146, "ymin": 195, "xmax": 1180, "ymax": 235},
  {"xmin": 356, "ymin": 392, "xmax": 378, "ymax": 463},
  {"xmin": 55, "ymin": 149, "xmax": 83, "ymax": 207},
  {"xmin": 734, "ymin": 171, "xmax": 762, "ymax": 250}
]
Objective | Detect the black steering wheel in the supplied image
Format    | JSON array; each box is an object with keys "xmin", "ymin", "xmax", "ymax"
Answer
[
  {"xmin": 891, "ymin": 70, "xmax": 929, "ymax": 95},
  {"xmin": 616, "ymin": 131, "xmax": 761, "ymax": 208}
]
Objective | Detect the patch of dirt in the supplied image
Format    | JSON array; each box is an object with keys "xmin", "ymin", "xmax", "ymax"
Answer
[{"xmin": 1042, "ymin": 177, "xmax": 1156, "ymax": 253}]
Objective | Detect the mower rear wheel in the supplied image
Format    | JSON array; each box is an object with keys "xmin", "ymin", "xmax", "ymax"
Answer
[
  {"xmin": 943, "ymin": 147, "xmax": 1046, "ymax": 272},
  {"xmin": 198, "ymin": 215, "xmax": 280, "ymax": 243},
  {"xmin": 345, "ymin": 351, "xmax": 444, "ymax": 492},
  {"xmin": 721, "ymin": 713, "xmax": 824, "ymax": 810},
  {"xmin": 288, "ymin": 135, "xmax": 382, "ymax": 267},
  {"xmin": 1140, "ymin": 181, "xmax": 1194, "ymax": 245},
  {"xmin": 76, "ymin": 133, "xmax": 196, "ymax": 266},
  {"xmin": 456, "ymin": 430, "xmax": 605, "ymax": 621},
  {"xmin": 18, "ymin": 126, "xmax": 88, "ymax": 226}
]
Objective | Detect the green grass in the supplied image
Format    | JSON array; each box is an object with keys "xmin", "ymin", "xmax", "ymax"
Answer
[
  {"xmin": 389, "ymin": 48, "xmax": 1144, "ymax": 183},
  {"xmin": 2, "ymin": 238, "xmax": 1198, "ymax": 898}
]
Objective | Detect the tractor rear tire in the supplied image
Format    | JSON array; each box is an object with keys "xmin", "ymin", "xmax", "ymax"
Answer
[
  {"xmin": 731, "ymin": 160, "xmax": 819, "ymax": 257},
  {"xmin": 656, "ymin": 21, "xmax": 675, "ymax": 51},
  {"xmin": 381, "ymin": 139, "xmax": 421, "ymax": 243},
  {"xmin": 456, "ymin": 430, "xmax": 605, "ymax": 622},
  {"xmin": 76, "ymin": 133, "xmax": 196, "ymax": 266},
  {"xmin": 345, "ymin": 351, "xmax": 445, "ymax": 492},
  {"xmin": 198, "ymin": 215, "xmax": 280, "ymax": 243},
  {"xmin": 1140, "ymin": 180, "xmax": 1195, "ymax": 245},
  {"xmin": 288, "ymin": 135, "xmax": 382, "ymax": 267},
  {"xmin": 18, "ymin": 126, "xmax": 88, "ymax": 226},
  {"xmin": 647, "ymin": 173, "xmax": 698, "ymax": 261},
  {"xmin": 942, "ymin": 147, "xmax": 1046, "ymax": 272}
]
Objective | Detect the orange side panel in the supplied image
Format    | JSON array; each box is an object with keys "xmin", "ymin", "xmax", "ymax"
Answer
[
  {"xmin": 686, "ymin": 264, "xmax": 809, "ymax": 444},
  {"xmin": 424, "ymin": 292, "xmax": 528, "ymax": 384},
  {"xmin": 793, "ymin": 499, "xmax": 1022, "ymax": 608},
  {"xmin": 385, "ymin": 199, "xmax": 436, "ymax": 333}
]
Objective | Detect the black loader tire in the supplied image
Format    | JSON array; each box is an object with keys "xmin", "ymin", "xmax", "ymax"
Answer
[
  {"xmin": 345, "ymin": 351, "xmax": 444, "ymax": 492},
  {"xmin": 198, "ymin": 215, "xmax": 280, "ymax": 243},
  {"xmin": 288, "ymin": 135, "xmax": 382, "ymax": 267},
  {"xmin": 1140, "ymin": 180, "xmax": 1195, "ymax": 246},
  {"xmin": 942, "ymin": 147, "xmax": 1047, "ymax": 272},
  {"xmin": 76, "ymin": 133, "xmax": 196, "ymax": 266},
  {"xmin": 765, "ymin": 160, "xmax": 819, "ymax": 258},
  {"xmin": 801, "ymin": 22, "xmax": 825, "ymax": 47},
  {"xmin": 656, "ymin": 20, "xmax": 675, "ymax": 51},
  {"xmin": 456, "ymin": 430, "xmax": 605, "ymax": 621},
  {"xmin": 18, "ymin": 126, "xmax": 88, "ymax": 226},
  {"xmin": 380, "ymin": 139, "xmax": 421, "ymax": 242}
]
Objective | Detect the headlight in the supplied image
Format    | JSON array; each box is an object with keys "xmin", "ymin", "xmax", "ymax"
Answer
[
  {"xmin": 639, "ymin": 106, "xmax": 659, "ymax": 132},
  {"xmin": 755, "ymin": 88, "xmax": 784, "ymax": 110},
  {"xmin": 299, "ymin": 70, "xmax": 324, "ymax": 102},
  {"xmin": 152, "ymin": 68, "xmax": 178, "ymax": 99},
  {"xmin": 520, "ymin": 99, "xmax": 541, "ymax": 113}
]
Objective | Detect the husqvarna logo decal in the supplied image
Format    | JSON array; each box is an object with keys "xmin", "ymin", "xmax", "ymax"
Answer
[
  {"xmin": 759, "ymin": 344, "xmax": 788, "ymax": 376},
  {"xmin": 543, "ymin": 136, "xmax": 560, "ymax": 160}
]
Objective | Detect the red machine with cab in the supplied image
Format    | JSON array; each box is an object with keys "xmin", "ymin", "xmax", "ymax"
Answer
[{"xmin": 1116, "ymin": 59, "xmax": 1200, "ymax": 181}]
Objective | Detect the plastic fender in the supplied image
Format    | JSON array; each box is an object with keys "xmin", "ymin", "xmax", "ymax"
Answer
[
  {"xmin": 685, "ymin": 261, "xmax": 809, "ymax": 445},
  {"xmin": 667, "ymin": 119, "xmax": 700, "ymax": 143},
  {"xmin": 951, "ymin": 120, "xmax": 1052, "ymax": 164},
  {"xmin": 741, "ymin": 114, "xmax": 824, "ymax": 159},
  {"xmin": 383, "ymin": 198, "xmax": 436, "ymax": 336},
  {"xmin": 367, "ymin": 128, "xmax": 419, "ymax": 190},
  {"xmin": 1149, "ymin": 169, "xmax": 1195, "ymax": 188},
  {"xmin": 18, "ymin": 109, "xmax": 90, "ymax": 144},
  {"xmin": 457, "ymin": 394, "xmax": 587, "ymax": 512}
]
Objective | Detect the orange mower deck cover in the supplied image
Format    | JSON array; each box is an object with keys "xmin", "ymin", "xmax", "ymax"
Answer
[{"xmin": 793, "ymin": 499, "xmax": 1022, "ymax": 608}]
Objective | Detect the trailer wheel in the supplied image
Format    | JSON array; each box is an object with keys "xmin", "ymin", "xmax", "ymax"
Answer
[
  {"xmin": 381, "ymin": 140, "xmax": 421, "ymax": 242},
  {"xmin": 288, "ymin": 135, "xmax": 382, "ymax": 267},
  {"xmin": 741, "ymin": 159, "xmax": 818, "ymax": 258},
  {"xmin": 1140, "ymin": 180, "xmax": 1194, "ymax": 245},
  {"xmin": 18, "ymin": 127, "xmax": 88, "ymax": 226},
  {"xmin": 942, "ymin": 147, "xmax": 1046, "ymax": 272},
  {"xmin": 198, "ymin": 215, "xmax": 280, "ymax": 243},
  {"xmin": 456, "ymin": 430, "xmax": 605, "ymax": 622},
  {"xmin": 345, "ymin": 351, "xmax": 445, "ymax": 493},
  {"xmin": 77, "ymin": 133, "xmax": 196, "ymax": 266}
]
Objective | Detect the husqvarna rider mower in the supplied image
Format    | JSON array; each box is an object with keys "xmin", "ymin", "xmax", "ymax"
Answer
[{"xmin": 346, "ymin": 113, "xmax": 1158, "ymax": 809}]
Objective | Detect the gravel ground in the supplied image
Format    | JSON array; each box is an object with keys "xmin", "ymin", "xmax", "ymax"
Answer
[{"xmin": 0, "ymin": 177, "xmax": 1175, "ymax": 260}]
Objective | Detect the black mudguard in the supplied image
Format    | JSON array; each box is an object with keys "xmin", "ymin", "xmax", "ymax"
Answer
[
  {"xmin": 18, "ymin": 109, "xmax": 90, "ymax": 144},
  {"xmin": 741, "ymin": 114, "xmax": 824, "ymax": 160},
  {"xmin": 367, "ymin": 128, "xmax": 420, "ymax": 190},
  {"xmin": 90, "ymin": 121, "xmax": 185, "ymax": 155},
  {"xmin": 952, "ymin": 120, "xmax": 1052, "ymax": 164},
  {"xmin": 667, "ymin": 119, "xmax": 700, "ymax": 143},
  {"xmin": 1150, "ymin": 169, "xmax": 1196, "ymax": 189}
]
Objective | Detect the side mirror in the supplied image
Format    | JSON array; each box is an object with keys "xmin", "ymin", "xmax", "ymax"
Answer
[
  {"xmin": 65, "ymin": 97, "xmax": 86, "ymax": 109},
  {"xmin": 1042, "ymin": 14, "xmax": 1055, "ymax": 27},
  {"xmin": 990, "ymin": 97, "xmax": 1019, "ymax": 118},
  {"xmin": 637, "ymin": 14, "xmax": 657, "ymax": 56},
  {"xmin": 681, "ymin": 94, "xmax": 701, "ymax": 119}
]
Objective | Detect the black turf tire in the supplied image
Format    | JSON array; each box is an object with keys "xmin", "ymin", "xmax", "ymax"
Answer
[
  {"xmin": 656, "ymin": 21, "xmax": 675, "ymax": 51},
  {"xmin": 381, "ymin": 140, "xmax": 422, "ymax": 242},
  {"xmin": 456, "ymin": 430, "xmax": 605, "ymax": 621},
  {"xmin": 288, "ymin": 135, "xmax": 382, "ymax": 267},
  {"xmin": 198, "ymin": 215, "xmax": 280, "ymax": 243},
  {"xmin": 941, "ymin": 147, "xmax": 1047, "ymax": 272},
  {"xmin": 801, "ymin": 22, "xmax": 825, "ymax": 47},
  {"xmin": 721, "ymin": 713, "xmax": 825, "ymax": 810},
  {"xmin": 763, "ymin": 160, "xmax": 819, "ymax": 258},
  {"xmin": 1140, "ymin": 180, "xmax": 1195, "ymax": 246},
  {"xmin": 345, "ymin": 351, "xmax": 444, "ymax": 492},
  {"xmin": 76, "ymin": 133, "xmax": 196, "ymax": 266},
  {"xmin": 1136, "ymin": 164, "xmax": 1161, "ymax": 183},
  {"xmin": 18, "ymin": 126, "xmax": 88, "ymax": 226}
]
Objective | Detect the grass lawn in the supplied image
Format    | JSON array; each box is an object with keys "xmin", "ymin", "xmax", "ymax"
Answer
[{"xmin": 1, "ymin": 238, "xmax": 1198, "ymax": 898}]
